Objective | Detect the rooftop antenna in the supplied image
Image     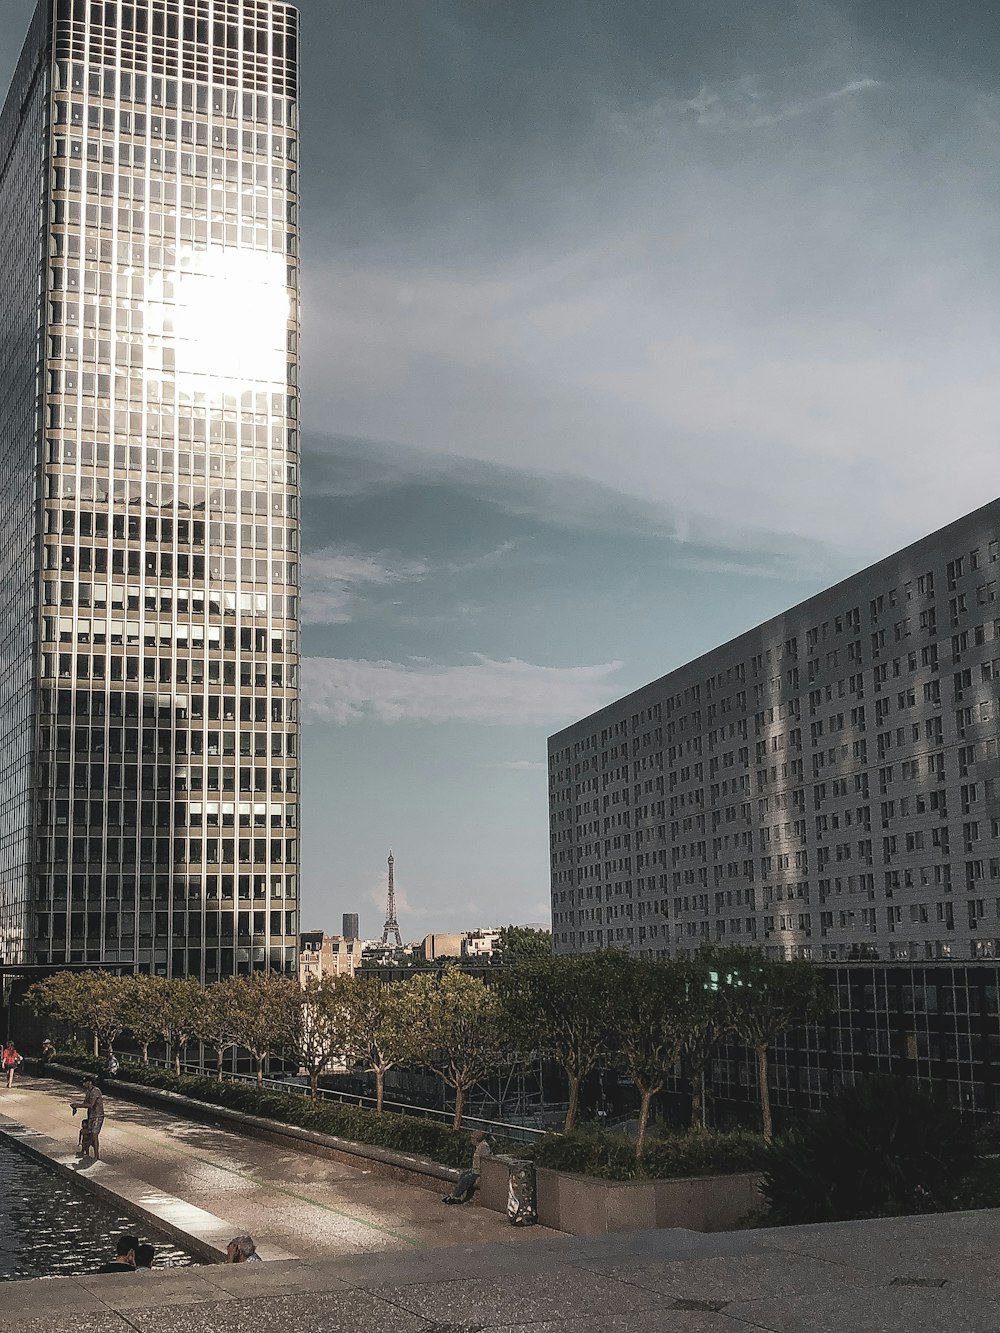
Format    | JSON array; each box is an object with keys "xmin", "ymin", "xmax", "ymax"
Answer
[{"xmin": 380, "ymin": 851, "xmax": 403, "ymax": 948}]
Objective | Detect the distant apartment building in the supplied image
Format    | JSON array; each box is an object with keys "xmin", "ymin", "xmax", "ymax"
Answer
[
  {"xmin": 342, "ymin": 912, "xmax": 359, "ymax": 940},
  {"xmin": 549, "ymin": 500, "xmax": 1000, "ymax": 963},
  {"xmin": 297, "ymin": 929, "xmax": 358, "ymax": 985},
  {"xmin": 415, "ymin": 929, "xmax": 501, "ymax": 961}
]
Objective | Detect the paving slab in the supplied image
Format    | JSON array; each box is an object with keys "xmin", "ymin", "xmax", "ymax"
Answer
[{"xmin": 725, "ymin": 1283, "xmax": 1000, "ymax": 1333}]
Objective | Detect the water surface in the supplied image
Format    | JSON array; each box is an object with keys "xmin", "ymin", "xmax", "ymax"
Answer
[{"xmin": 0, "ymin": 1136, "xmax": 197, "ymax": 1281}]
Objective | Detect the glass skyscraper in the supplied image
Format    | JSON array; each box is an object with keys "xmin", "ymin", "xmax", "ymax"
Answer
[{"xmin": 0, "ymin": 0, "xmax": 301, "ymax": 979}]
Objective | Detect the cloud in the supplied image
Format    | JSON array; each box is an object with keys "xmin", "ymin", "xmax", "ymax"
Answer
[
  {"xmin": 301, "ymin": 547, "xmax": 428, "ymax": 624},
  {"xmin": 302, "ymin": 432, "xmax": 844, "ymax": 580},
  {"xmin": 672, "ymin": 76, "xmax": 881, "ymax": 131},
  {"xmin": 301, "ymin": 654, "xmax": 624, "ymax": 725},
  {"xmin": 498, "ymin": 760, "xmax": 547, "ymax": 772}
]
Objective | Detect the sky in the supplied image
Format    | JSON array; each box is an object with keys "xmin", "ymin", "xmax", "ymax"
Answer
[{"xmin": 4, "ymin": 0, "xmax": 1000, "ymax": 937}]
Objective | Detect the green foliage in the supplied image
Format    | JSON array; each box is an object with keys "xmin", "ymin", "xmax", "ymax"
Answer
[
  {"xmin": 333, "ymin": 975, "xmax": 411, "ymax": 1113},
  {"xmin": 762, "ymin": 1076, "xmax": 978, "ymax": 1224},
  {"xmin": 604, "ymin": 953, "xmax": 688, "ymax": 1155},
  {"xmin": 498, "ymin": 951, "xmax": 619, "ymax": 1132},
  {"xmin": 399, "ymin": 968, "xmax": 502, "ymax": 1127},
  {"xmin": 103, "ymin": 1061, "xmax": 475, "ymax": 1167},
  {"xmin": 496, "ymin": 926, "xmax": 552, "ymax": 963},
  {"xmin": 711, "ymin": 945, "xmax": 831, "ymax": 1140},
  {"xmin": 533, "ymin": 1127, "xmax": 767, "ymax": 1181},
  {"xmin": 26, "ymin": 971, "xmax": 130, "ymax": 1054}
]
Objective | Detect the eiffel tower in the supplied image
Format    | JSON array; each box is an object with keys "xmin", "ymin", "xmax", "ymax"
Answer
[{"xmin": 380, "ymin": 851, "xmax": 403, "ymax": 948}]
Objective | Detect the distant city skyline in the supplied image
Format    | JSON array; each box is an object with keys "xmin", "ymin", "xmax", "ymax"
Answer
[{"xmin": 5, "ymin": 2, "xmax": 1000, "ymax": 936}]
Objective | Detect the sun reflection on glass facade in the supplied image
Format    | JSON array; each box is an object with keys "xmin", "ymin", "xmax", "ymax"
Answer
[{"xmin": 0, "ymin": 0, "xmax": 301, "ymax": 979}]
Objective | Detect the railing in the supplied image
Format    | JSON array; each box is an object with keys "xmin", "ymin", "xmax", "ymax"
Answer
[{"xmin": 137, "ymin": 1055, "xmax": 551, "ymax": 1142}]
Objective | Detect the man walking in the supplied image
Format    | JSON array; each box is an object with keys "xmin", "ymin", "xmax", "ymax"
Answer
[{"xmin": 70, "ymin": 1076, "xmax": 105, "ymax": 1160}]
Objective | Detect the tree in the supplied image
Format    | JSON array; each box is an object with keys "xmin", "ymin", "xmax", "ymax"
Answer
[
  {"xmin": 228, "ymin": 972, "xmax": 298, "ymax": 1085},
  {"xmin": 499, "ymin": 952, "xmax": 617, "ymax": 1132},
  {"xmin": 292, "ymin": 975, "xmax": 349, "ymax": 1098},
  {"xmin": 159, "ymin": 978, "xmax": 206, "ymax": 1074},
  {"xmin": 496, "ymin": 925, "xmax": 552, "ymax": 964},
  {"xmin": 674, "ymin": 951, "xmax": 731, "ymax": 1130},
  {"xmin": 194, "ymin": 977, "xmax": 243, "ymax": 1081},
  {"xmin": 27, "ymin": 971, "xmax": 128, "ymax": 1057},
  {"xmin": 716, "ymin": 946, "xmax": 831, "ymax": 1141},
  {"xmin": 335, "ymin": 975, "xmax": 408, "ymax": 1114},
  {"xmin": 606, "ymin": 954, "xmax": 689, "ymax": 1156},
  {"xmin": 399, "ymin": 968, "xmax": 501, "ymax": 1129},
  {"xmin": 119, "ymin": 975, "xmax": 170, "ymax": 1064}
]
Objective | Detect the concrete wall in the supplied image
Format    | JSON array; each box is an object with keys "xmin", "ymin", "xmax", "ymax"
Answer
[{"xmin": 480, "ymin": 1154, "xmax": 762, "ymax": 1234}]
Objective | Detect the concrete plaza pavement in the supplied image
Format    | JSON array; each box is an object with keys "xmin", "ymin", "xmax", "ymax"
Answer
[
  {"xmin": 5, "ymin": 1207, "xmax": 1000, "ymax": 1331},
  {"xmin": 0, "ymin": 1074, "xmax": 556, "ymax": 1261}
]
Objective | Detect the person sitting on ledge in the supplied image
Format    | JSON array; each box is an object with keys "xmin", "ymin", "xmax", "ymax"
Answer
[
  {"xmin": 226, "ymin": 1235, "xmax": 262, "ymax": 1264},
  {"xmin": 443, "ymin": 1129, "xmax": 491, "ymax": 1205}
]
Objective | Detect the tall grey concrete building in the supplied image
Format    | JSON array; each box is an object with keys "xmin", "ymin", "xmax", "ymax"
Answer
[
  {"xmin": 550, "ymin": 501, "xmax": 1000, "ymax": 964},
  {"xmin": 0, "ymin": 0, "xmax": 301, "ymax": 978}
]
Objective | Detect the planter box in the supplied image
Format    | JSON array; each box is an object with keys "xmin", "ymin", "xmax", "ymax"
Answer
[{"xmin": 480, "ymin": 1154, "xmax": 762, "ymax": 1234}]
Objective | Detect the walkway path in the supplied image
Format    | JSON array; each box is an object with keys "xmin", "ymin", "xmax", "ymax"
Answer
[{"xmin": 0, "ymin": 1074, "xmax": 553, "ymax": 1261}]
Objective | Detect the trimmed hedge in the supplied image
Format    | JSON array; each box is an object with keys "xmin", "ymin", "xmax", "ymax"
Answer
[{"xmin": 532, "ymin": 1127, "xmax": 768, "ymax": 1182}]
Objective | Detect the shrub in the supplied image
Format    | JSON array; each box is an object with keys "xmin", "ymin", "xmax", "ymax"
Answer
[
  {"xmin": 533, "ymin": 1127, "xmax": 767, "ymax": 1181},
  {"xmin": 41, "ymin": 1057, "xmax": 476, "ymax": 1168},
  {"xmin": 761, "ymin": 1075, "xmax": 977, "ymax": 1225}
]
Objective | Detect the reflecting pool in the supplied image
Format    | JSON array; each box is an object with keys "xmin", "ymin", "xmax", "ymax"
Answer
[{"xmin": 0, "ymin": 1136, "xmax": 197, "ymax": 1280}]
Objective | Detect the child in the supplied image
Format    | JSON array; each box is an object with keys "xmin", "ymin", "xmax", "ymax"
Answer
[{"xmin": 78, "ymin": 1115, "xmax": 96, "ymax": 1158}]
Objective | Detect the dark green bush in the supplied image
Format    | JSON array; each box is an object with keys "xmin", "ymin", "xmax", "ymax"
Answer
[
  {"xmin": 762, "ymin": 1075, "xmax": 977, "ymax": 1225},
  {"xmin": 533, "ymin": 1127, "xmax": 767, "ymax": 1181}
]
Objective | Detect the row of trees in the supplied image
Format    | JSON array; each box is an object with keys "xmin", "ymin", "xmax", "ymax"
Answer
[{"xmin": 27, "ymin": 946, "xmax": 828, "ymax": 1151}]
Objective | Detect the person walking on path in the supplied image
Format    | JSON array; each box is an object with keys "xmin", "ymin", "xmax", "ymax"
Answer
[
  {"xmin": 1, "ymin": 1041, "xmax": 21, "ymax": 1088},
  {"xmin": 70, "ymin": 1076, "xmax": 105, "ymax": 1159},
  {"xmin": 443, "ymin": 1129, "xmax": 492, "ymax": 1205}
]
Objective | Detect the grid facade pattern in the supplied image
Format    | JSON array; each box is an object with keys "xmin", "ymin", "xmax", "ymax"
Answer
[
  {"xmin": 0, "ymin": 4, "xmax": 51, "ymax": 966},
  {"xmin": 707, "ymin": 963, "xmax": 1000, "ymax": 1119},
  {"xmin": 1, "ymin": 0, "xmax": 301, "ymax": 978},
  {"xmin": 550, "ymin": 500, "xmax": 1000, "ymax": 965}
]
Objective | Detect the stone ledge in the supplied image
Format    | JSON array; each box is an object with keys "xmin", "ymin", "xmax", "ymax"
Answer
[
  {"xmin": 479, "ymin": 1153, "xmax": 763, "ymax": 1234},
  {"xmin": 45, "ymin": 1062, "xmax": 461, "ymax": 1192}
]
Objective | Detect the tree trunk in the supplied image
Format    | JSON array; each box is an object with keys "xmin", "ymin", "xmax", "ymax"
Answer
[
  {"xmin": 310, "ymin": 1069, "xmax": 319, "ymax": 1099},
  {"xmin": 141, "ymin": 1041, "xmax": 150, "ymax": 1065},
  {"xmin": 689, "ymin": 1065, "xmax": 703, "ymax": 1129},
  {"xmin": 452, "ymin": 1082, "xmax": 465, "ymax": 1130},
  {"xmin": 216, "ymin": 1048, "xmax": 224, "ymax": 1082},
  {"xmin": 376, "ymin": 1067, "xmax": 384, "ymax": 1115},
  {"xmin": 174, "ymin": 1049, "xmax": 181, "ymax": 1074},
  {"xmin": 564, "ymin": 1074, "xmax": 580, "ymax": 1132},
  {"xmin": 636, "ymin": 1085, "xmax": 658, "ymax": 1158},
  {"xmin": 92, "ymin": 1031, "xmax": 99, "ymax": 1057},
  {"xmin": 256, "ymin": 1055, "xmax": 265, "ymax": 1087},
  {"xmin": 756, "ymin": 1044, "xmax": 773, "ymax": 1141}
]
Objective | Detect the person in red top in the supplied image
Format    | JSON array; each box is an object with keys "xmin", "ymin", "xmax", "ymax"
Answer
[{"xmin": 1, "ymin": 1041, "xmax": 20, "ymax": 1089}]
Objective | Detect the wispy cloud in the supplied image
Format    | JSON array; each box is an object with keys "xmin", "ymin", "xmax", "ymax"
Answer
[
  {"xmin": 498, "ymin": 759, "xmax": 547, "ymax": 772},
  {"xmin": 301, "ymin": 547, "xmax": 428, "ymax": 625},
  {"xmin": 673, "ymin": 76, "xmax": 881, "ymax": 131},
  {"xmin": 301, "ymin": 655, "xmax": 624, "ymax": 726}
]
